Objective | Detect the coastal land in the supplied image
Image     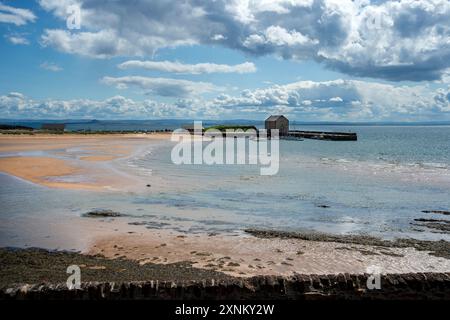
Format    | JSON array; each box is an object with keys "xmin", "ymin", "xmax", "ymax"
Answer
[
  {"xmin": 0, "ymin": 133, "xmax": 449, "ymax": 299},
  {"xmin": 0, "ymin": 133, "xmax": 167, "ymax": 191}
]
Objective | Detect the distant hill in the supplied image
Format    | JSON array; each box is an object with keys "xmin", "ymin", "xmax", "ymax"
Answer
[
  {"xmin": 0, "ymin": 119, "xmax": 449, "ymax": 132},
  {"xmin": 0, "ymin": 124, "xmax": 33, "ymax": 130}
]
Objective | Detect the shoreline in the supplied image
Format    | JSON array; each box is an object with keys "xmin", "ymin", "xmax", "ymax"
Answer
[
  {"xmin": 2, "ymin": 222, "xmax": 449, "ymax": 286},
  {"xmin": 0, "ymin": 132, "xmax": 170, "ymax": 191},
  {"xmin": 84, "ymin": 220, "xmax": 450, "ymax": 277},
  {"xmin": 1, "ymin": 247, "xmax": 449, "ymax": 300},
  {"xmin": 2, "ymin": 201, "xmax": 449, "ymax": 279}
]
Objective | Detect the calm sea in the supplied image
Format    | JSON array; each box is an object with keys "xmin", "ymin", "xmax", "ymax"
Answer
[{"xmin": 1, "ymin": 123, "xmax": 449, "ymax": 249}]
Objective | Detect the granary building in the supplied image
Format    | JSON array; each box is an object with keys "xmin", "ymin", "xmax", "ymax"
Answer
[{"xmin": 265, "ymin": 115, "xmax": 289, "ymax": 136}]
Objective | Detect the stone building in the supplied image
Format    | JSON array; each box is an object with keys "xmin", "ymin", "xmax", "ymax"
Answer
[{"xmin": 265, "ymin": 115, "xmax": 289, "ymax": 136}]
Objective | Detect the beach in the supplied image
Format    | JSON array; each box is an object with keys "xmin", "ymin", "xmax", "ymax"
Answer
[
  {"xmin": 1, "ymin": 132, "xmax": 449, "ymax": 289},
  {"xmin": 0, "ymin": 133, "xmax": 168, "ymax": 191},
  {"xmin": 2, "ymin": 0, "xmax": 450, "ymax": 306}
]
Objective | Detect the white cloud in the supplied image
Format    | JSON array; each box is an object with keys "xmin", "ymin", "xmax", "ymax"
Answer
[
  {"xmin": 439, "ymin": 69, "xmax": 450, "ymax": 84},
  {"xmin": 6, "ymin": 34, "xmax": 29, "ymax": 45},
  {"xmin": 0, "ymin": 93, "xmax": 198, "ymax": 119},
  {"xmin": 0, "ymin": 2, "xmax": 36, "ymax": 25},
  {"xmin": 211, "ymin": 34, "xmax": 226, "ymax": 41},
  {"xmin": 117, "ymin": 60, "xmax": 256, "ymax": 74},
  {"xmin": 210, "ymin": 79, "xmax": 449, "ymax": 121},
  {"xmin": 101, "ymin": 76, "xmax": 222, "ymax": 97},
  {"xmin": 40, "ymin": 29, "xmax": 147, "ymax": 59},
  {"xmin": 40, "ymin": 62, "xmax": 63, "ymax": 72},
  {"xmin": 433, "ymin": 86, "xmax": 450, "ymax": 112},
  {"xmin": 243, "ymin": 25, "xmax": 318, "ymax": 54},
  {"xmin": 39, "ymin": 0, "xmax": 198, "ymax": 58},
  {"xmin": 2, "ymin": 80, "xmax": 449, "ymax": 121},
  {"xmin": 38, "ymin": 0, "xmax": 450, "ymax": 82}
]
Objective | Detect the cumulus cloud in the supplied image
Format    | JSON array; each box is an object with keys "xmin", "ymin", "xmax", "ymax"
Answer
[
  {"xmin": 38, "ymin": 0, "xmax": 450, "ymax": 82},
  {"xmin": 117, "ymin": 60, "xmax": 256, "ymax": 74},
  {"xmin": 433, "ymin": 86, "xmax": 450, "ymax": 112},
  {"xmin": 40, "ymin": 29, "xmax": 146, "ymax": 59},
  {"xmin": 329, "ymin": 97, "xmax": 343, "ymax": 102},
  {"xmin": 39, "ymin": 0, "xmax": 199, "ymax": 58},
  {"xmin": 243, "ymin": 25, "xmax": 319, "ymax": 58},
  {"xmin": 101, "ymin": 76, "xmax": 222, "ymax": 97},
  {"xmin": 318, "ymin": 0, "xmax": 450, "ymax": 81},
  {"xmin": 40, "ymin": 62, "xmax": 63, "ymax": 72},
  {"xmin": 0, "ymin": 93, "xmax": 198, "ymax": 119},
  {"xmin": 2, "ymin": 80, "xmax": 449, "ymax": 121},
  {"xmin": 0, "ymin": 2, "xmax": 36, "ymax": 25},
  {"xmin": 211, "ymin": 34, "xmax": 226, "ymax": 41},
  {"xmin": 6, "ymin": 34, "xmax": 29, "ymax": 45},
  {"xmin": 210, "ymin": 79, "xmax": 449, "ymax": 121}
]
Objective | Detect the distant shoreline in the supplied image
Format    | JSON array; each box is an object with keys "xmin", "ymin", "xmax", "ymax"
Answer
[
  {"xmin": 2, "ymin": 118, "xmax": 450, "ymax": 125},
  {"xmin": 2, "ymin": 120, "xmax": 450, "ymax": 137}
]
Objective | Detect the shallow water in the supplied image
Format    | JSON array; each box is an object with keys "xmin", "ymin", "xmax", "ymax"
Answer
[
  {"xmin": 0, "ymin": 126, "xmax": 449, "ymax": 250},
  {"xmin": 119, "ymin": 126, "xmax": 450, "ymax": 239}
]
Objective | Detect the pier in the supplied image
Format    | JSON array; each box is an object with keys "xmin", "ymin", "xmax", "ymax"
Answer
[
  {"xmin": 264, "ymin": 115, "xmax": 357, "ymax": 141},
  {"xmin": 288, "ymin": 130, "xmax": 357, "ymax": 141}
]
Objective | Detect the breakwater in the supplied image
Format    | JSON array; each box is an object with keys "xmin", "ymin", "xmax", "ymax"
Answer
[
  {"xmin": 288, "ymin": 130, "xmax": 357, "ymax": 141},
  {"xmin": 2, "ymin": 273, "xmax": 449, "ymax": 300}
]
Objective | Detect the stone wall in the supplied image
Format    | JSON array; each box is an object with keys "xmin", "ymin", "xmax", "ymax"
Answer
[{"xmin": 1, "ymin": 273, "xmax": 449, "ymax": 300}]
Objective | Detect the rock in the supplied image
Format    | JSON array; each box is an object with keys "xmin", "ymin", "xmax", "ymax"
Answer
[
  {"xmin": 82, "ymin": 209, "xmax": 122, "ymax": 218},
  {"xmin": 422, "ymin": 210, "xmax": 450, "ymax": 216},
  {"xmin": 227, "ymin": 262, "xmax": 240, "ymax": 267},
  {"xmin": 414, "ymin": 218, "xmax": 448, "ymax": 222},
  {"xmin": 412, "ymin": 218, "xmax": 450, "ymax": 233},
  {"xmin": 244, "ymin": 228, "xmax": 450, "ymax": 259}
]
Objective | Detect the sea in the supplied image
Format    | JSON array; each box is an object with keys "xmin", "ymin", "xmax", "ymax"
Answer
[{"xmin": 0, "ymin": 120, "xmax": 449, "ymax": 249}]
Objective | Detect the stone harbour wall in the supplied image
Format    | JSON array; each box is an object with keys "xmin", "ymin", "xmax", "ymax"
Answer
[{"xmin": 1, "ymin": 273, "xmax": 449, "ymax": 300}]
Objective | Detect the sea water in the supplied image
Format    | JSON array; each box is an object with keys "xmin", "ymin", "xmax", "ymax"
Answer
[
  {"xmin": 0, "ymin": 125, "xmax": 449, "ymax": 249},
  {"xmin": 124, "ymin": 125, "xmax": 450, "ymax": 239}
]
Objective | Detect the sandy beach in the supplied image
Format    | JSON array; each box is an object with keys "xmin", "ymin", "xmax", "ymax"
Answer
[
  {"xmin": 0, "ymin": 133, "xmax": 168, "ymax": 191},
  {"xmin": 1, "ymin": 133, "xmax": 449, "ymax": 286}
]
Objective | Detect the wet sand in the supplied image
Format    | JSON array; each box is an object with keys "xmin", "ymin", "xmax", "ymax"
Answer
[
  {"xmin": 0, "ymin": 133, "xmax": 170, "ymax": 191},
  {"xmin": 0, "ymin": 156, "xmax": 104, "ymax": 190},
  {"xmin": 86, "ymin": 219, "xmax": 450, "ymax": 278},
  {"xmin": 79, "ymin": 155, "xmax": 119, "ymax": 161},
  {"xmin": 0, "ymin": 133, "xmax": 169, "ymax": 153}
]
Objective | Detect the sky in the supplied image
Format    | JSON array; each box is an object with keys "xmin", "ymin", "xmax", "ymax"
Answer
[{"xmin": 0, "ymin": 0, "xmax": 449, "ymax": 121}]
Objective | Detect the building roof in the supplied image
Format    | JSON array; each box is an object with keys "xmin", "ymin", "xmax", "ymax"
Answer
[{"xmin": 265, "ymin": 115, "xmax": 288, "ymax": 122}]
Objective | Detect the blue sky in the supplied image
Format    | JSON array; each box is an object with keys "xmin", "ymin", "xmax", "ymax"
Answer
[{"xmin": 0, "ymin": 0, "xmax": 449, "ymax": 121}]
